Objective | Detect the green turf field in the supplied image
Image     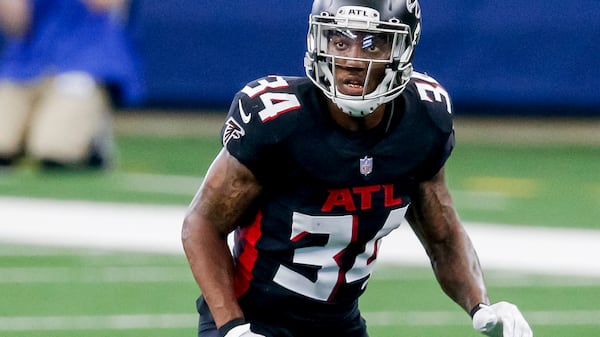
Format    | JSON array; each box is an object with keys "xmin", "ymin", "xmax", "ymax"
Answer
[
  {"xmin": 1, "ymin": 114, "xmax": 599, "ymax": 336},
  {"xmin": 0, "ymin": 243, "xmax": 599, "ymax": 337},
  {"xmin": 1, "ymin": 114, "xmax": 598, "ymax": 228}
]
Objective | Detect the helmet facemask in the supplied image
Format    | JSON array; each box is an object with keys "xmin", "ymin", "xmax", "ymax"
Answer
[{"xmin": 305, "ymin": 8, "xmax": 416, "ymax": 117}]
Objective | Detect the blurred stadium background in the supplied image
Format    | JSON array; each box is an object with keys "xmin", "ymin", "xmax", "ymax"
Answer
[{"xmin": 1, "ymin": 1, "xmax": 599, "ymax": 337}]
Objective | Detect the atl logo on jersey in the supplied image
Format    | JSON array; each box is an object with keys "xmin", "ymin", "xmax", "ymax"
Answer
[{"xmin": 321, "ymin": 184, "xmax": 404, "ymax": 212}]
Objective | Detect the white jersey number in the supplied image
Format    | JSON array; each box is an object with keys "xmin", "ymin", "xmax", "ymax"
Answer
[
  {"xmin": 273, "ymin": 207, "xmax": 407, "ymax": 301},
  {"xmin": 241, "ymin": 76, "xmax": 301, "ymax": 122},
  {"xmin": 415, "ymin": 81, "xmax": 452, "ymax": 114}
]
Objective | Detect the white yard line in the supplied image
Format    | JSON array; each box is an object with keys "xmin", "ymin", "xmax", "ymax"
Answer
[
  {"xmin": 0, "ymin": 314, "xmax": 197, "ymax": 331},
  {"xmin": 0, "ymin": 197, "xmax": 185, "ymax": 254},
  {"xmin": 1, "ymin": 310, "xmax": 599, "ymax": 331},
  {"xmin": 379, "ymin": 221, "xmax": 600, "ymax": 278},
  {"xmin": 1, "ymin": 196, "xmax": 600, "ymax": 277},
  {"xmin": 364, "ymin": 310, "xmax": 600, "ymax": 326}
]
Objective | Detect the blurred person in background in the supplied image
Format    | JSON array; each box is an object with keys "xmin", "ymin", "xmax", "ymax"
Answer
[
  {"xmin": 0, "ymin": 0, "xmax": 143, "ymax": 170},
  {"xmin": 182, "ymin": 0, "xmax": 533, "ymax": 337}
]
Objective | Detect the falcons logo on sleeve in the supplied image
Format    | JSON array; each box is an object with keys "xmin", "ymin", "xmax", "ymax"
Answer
[{"xmin": 223, "ymin": 117, "xmax": 245, "ymax": 146}]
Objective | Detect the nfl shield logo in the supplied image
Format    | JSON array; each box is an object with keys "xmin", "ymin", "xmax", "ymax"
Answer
[{"xmin": 359, "ymin": 156, "xmax": 373, "ymax": 176}]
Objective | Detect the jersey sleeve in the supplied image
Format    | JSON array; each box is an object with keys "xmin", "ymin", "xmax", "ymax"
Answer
[
  {"xmin": 409, "ymin": 72, "xmax": 456, "ymax": 181},
  {"xmin": 220, "ymin": 76, "xmax": 302, "ymax": 181},
  {"xmin": 421, "ymin": 129, "xmax": 455, "ymax": 180}
]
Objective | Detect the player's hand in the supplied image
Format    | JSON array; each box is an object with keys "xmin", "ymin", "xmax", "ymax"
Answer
[
  {"xmin": 222, "ymin": 322, "xmax": 266, "ymax": 337},
  {"xmin": 472, "ymin": 302, "xmax": 533, "ymax": 337}
]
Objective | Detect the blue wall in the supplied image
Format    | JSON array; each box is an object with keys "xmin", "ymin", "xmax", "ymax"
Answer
[
  {"xmin": 129, "ymin": 1, "xmax": 308, "ymax": 109},
  {"xmin": 129, "ymin": 1, "xmax": 600, "ymax": 115},
  {"xmin": 415, "ymin": 1, "xmax": 600, "ymax": 116}
]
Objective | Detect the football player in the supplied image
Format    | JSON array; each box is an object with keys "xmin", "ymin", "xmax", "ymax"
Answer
[{"xmin": 182, "ymin": 1, "xmax": 533, "ymax": 336}]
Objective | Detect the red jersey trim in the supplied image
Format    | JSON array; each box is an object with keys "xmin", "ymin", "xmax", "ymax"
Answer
[{"xmin": 233, "ymin": 211, "xmax": 263, "ymax": 298}]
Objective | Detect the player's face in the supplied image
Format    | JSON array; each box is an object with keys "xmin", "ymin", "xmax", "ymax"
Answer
[{"xmin": 326, "ymin": 29, "xmax": 392, "ymax": 96}]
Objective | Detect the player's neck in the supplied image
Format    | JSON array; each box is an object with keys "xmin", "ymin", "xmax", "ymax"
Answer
[{"xmin": 327, "ymin": 101, "xmax": 388, "ymax": 132}]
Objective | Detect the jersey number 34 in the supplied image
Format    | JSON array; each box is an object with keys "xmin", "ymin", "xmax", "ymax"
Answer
[{"xmin": 273, "ymin": 207, "xmax": 407, "ymax": 301}]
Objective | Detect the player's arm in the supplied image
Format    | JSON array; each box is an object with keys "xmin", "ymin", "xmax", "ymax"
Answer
[
  {"xmin": 406, "ymin": 167, "xmax": 533, "ymax": 337},
  {"xmin": 181, "ymin": 148, "xmax": 262, "ymax": 328},
  {"xmin": 405, "ymin": 166, "xmax": 488, "ymax": 313}
]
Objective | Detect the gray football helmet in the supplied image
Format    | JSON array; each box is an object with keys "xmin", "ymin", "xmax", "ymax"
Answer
[{"xmin": 305, "ymin": 0, "xmax": 422, "ymax": 116}]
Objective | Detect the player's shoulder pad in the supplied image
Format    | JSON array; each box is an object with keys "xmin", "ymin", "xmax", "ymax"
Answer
[
  {"xmin": 223, "ymin": 75, "xmax": 305, "ymax": 147},
  {"xmin": 408, "ymin": 71, "xmax": 454, "ymax": 133}
]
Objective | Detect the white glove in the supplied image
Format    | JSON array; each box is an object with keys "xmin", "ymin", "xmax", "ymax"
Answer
[
  {"xmin": 472, "ymin": 302, "xmax": 533, "ymax": 337},
  {"xmin": 223, "ymin": 323, "xmax": 266, "ymax": 337}
]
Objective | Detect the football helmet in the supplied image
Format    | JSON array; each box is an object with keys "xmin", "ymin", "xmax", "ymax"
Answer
[{"xmin": 305, "ymin": 0, "xmax": 422, "ymax": 116}]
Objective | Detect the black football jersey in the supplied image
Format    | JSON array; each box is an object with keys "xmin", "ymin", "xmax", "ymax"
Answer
[{"xmin": 220, "ymin": 72, "xmax": 454, "ymax": 324}]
